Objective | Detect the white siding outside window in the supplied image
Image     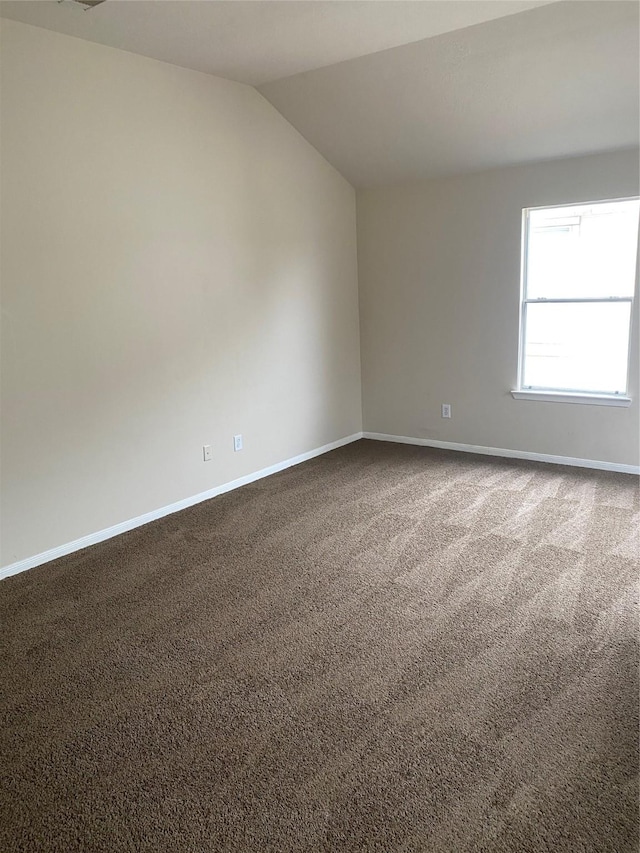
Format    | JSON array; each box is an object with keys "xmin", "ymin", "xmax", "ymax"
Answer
[{"xmin": 514, "ymin": 198, "xmax": 639, "ymax": 406}]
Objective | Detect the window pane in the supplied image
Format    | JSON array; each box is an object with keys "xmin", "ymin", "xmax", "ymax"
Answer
[
  {"xmin": 527, "ymin": 199, "xmax": 639, "ymax": 299},
  {"xmin": 523, "ymin": 301, "xmax": 632, "ymax": 394}
]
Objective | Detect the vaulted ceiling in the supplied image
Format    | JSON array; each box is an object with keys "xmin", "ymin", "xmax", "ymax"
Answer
[
  {"xmin": 0, "ymin": 1, "xmax": 553, "ymax": 85},
  {"xmin": 1, "ymin": 0, "xmax": 637, "ymax": 187},
  {"xmin": 260, "ymin": 1, "xmax": 640, "ymax": 186}
]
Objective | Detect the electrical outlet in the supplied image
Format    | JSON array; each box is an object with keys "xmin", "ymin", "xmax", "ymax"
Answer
[
  {"xmin": 441, "ymin": 404, "xmax": 452, "ymax": 419},
  {"xmin": 203, "ymin": 445, "xmax": 212, "ymax": 462},
  {"xmin": 233, "ymin": 434, "xmax": 243, "ymax": 452}
]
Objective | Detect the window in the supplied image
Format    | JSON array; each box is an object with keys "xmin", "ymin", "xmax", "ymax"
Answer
[{"xmin": 514, "ymin": 198, "xmax": 639, "ymax": 405}]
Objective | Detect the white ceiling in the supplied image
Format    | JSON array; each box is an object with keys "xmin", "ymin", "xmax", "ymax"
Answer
[
  {"xmin": 0, "ymin": 0, "xmax": 553, "ymax": 86},
  {"xmin": 1, "ymin": 1, "xmax": 637, "ymax": 188},
  {"xmin": 261, "ymin": 1, "xmax": 640, "ymax": 187}
]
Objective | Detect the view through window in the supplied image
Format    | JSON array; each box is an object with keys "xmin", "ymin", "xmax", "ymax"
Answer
[{"xmin": 519, "ymin": 198, "xmax": 639, "ymax": 397}]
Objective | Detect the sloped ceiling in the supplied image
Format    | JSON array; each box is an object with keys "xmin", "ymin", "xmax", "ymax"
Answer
[
  {"xmin": 1, "ymin": 1, "xmax": 637, "ymax": 187},
  {"xmin": 0, "ymin": 0, "xmax": 553, "ymax": 86},
  {"xmin": 260, "ymin": 1, "xmax": 640, "ymax": 187}
]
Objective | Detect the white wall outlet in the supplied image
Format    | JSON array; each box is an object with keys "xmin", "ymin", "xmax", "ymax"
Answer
[
  {"xmin": 233, "ymin": 434, "xmax": 243, "ymax": 452},
  {"xmin": 203, "ymin": 445, "xmax": 212, "ymax": 462},
  {"xmin": 441, "ymin": 403, "xmax": 452, "ymax": 419}
]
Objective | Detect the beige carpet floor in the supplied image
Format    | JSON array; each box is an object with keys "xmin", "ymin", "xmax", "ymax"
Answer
[{"xmin": 1, "ymin": 439, "xmax": 638, "ymax": 852}]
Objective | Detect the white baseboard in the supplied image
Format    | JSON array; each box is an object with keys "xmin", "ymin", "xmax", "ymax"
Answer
[
  {"xmin": 362, "ymin": 432, "xmax": 640, "ymax": 475},
  {"xmin": 4, "ymin": 429, "xmax": 636, "ymax": 581},
  {"xmin": 0, "ymin": 432, "xmax": 364, "ymax": 581}
]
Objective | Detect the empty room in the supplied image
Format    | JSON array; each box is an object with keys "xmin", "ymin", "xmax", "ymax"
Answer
[{"xmin": 1, "ymin": 1, "xmax": 638, "ymax": 850}]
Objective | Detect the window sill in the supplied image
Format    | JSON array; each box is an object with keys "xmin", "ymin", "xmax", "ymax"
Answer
[{"xmin": 511, "ymin": 390, "xmax": 632, "ymax": 407}]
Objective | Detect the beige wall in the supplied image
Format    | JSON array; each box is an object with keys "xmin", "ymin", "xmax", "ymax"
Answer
[
  {"xmin": 358, "ymin": 150, "xmax": 640, "ymax": 465},
  {"xmin": 2, "ymin": 22, "xmax": 637, "ymax": 571},
  {"xmin": 0, "ymin": 20, "xmax": 362, "ymax": 567}
]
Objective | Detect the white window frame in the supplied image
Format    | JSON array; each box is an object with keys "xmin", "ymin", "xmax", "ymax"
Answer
[{"xmin": 512, "ymin": 197, "xmax": 638, "ymax": 407}]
